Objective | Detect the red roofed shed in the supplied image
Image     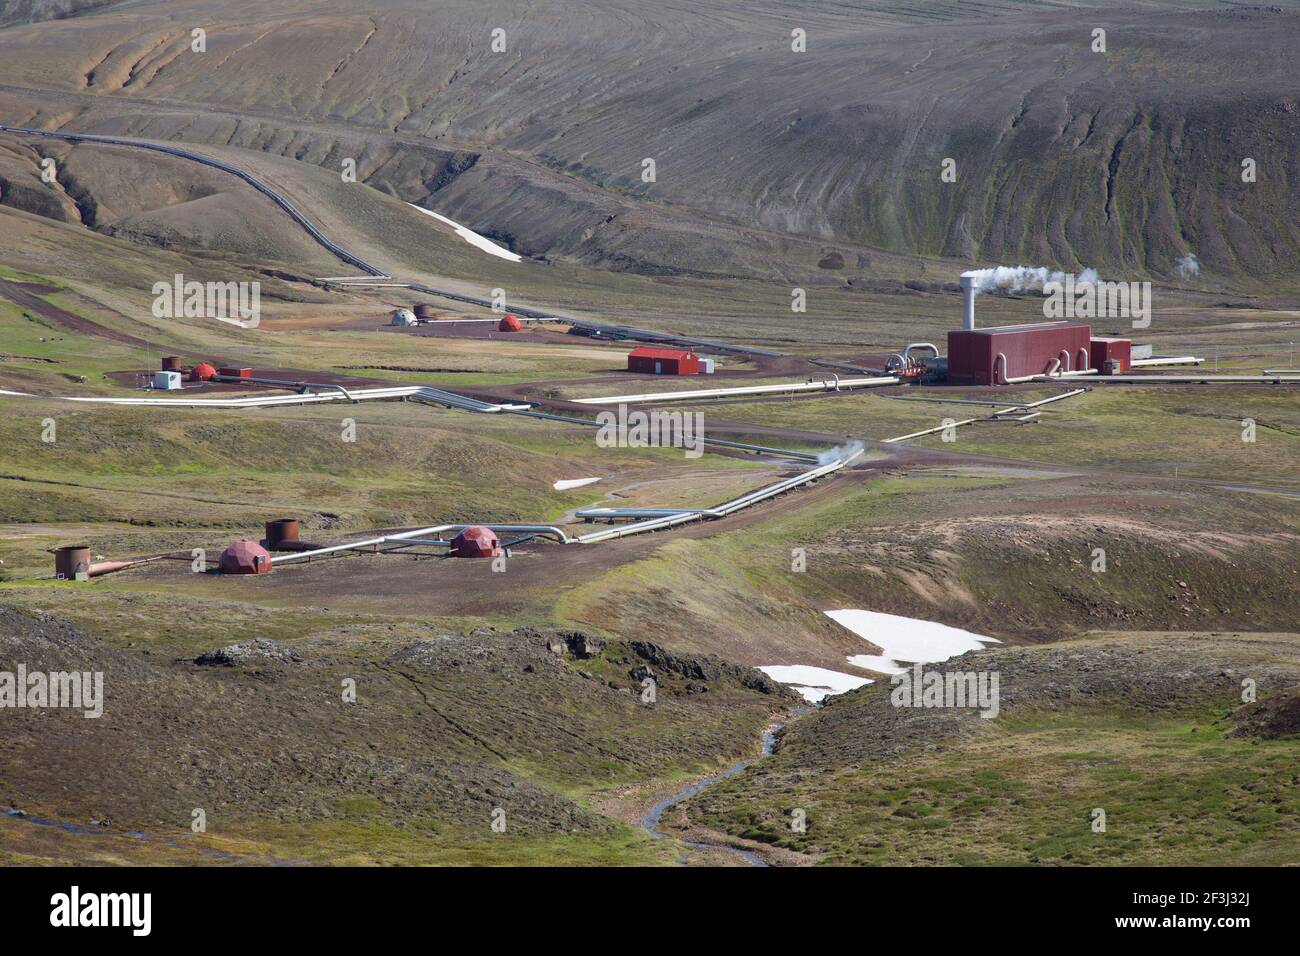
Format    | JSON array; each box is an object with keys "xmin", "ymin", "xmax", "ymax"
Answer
[{"xmin": 627, "ymin": 347, "xmax": 701, "ymax": 375}]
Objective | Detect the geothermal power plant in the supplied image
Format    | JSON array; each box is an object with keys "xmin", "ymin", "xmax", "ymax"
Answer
[{"xmin": 44, "ymin": 264, "xmax": 1294, "ymax": 582}]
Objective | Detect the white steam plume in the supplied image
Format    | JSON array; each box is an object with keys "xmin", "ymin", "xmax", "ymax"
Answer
[
  {"xmin": 816, "ymin": 439, "xmax": 865, "ymax": 466},
  {"xmin": 961, "ymin": 265, "xmax": 1100, "ymax": 295},
  {"xmin": 1174, "ymin": 252, "xmax": 1200, "ymax": 279}
]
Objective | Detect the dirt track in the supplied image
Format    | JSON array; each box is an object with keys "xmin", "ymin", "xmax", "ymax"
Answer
[{"xmin": 0, "ymin": 278, "xmax": 162, "ymax": 350}]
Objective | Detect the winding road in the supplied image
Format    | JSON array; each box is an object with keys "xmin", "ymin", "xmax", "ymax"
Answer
[
  {"xmin": 0, "ymin": 123, "xmax": 792, "ymax": 358},
  {"xmin": 0, "ymin": 123, "xmax": 390, "ymax": 277}
]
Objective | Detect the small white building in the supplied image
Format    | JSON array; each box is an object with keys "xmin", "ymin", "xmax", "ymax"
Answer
[{"xmin": 153, "ymin": 370, "xmax": 183, "ymax": 390}]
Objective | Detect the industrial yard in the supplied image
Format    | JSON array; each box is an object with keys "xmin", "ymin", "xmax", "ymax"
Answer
[{"xmin": 0, "ymin": 1, "xmax": 1298, "ymax": 900}]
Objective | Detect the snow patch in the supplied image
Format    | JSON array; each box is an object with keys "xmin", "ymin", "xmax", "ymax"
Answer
[
  {"xmin": 408, "ymin": 203, "xmax": 522, "ymax": 262},
  {"xmin": 788, "ymin": 686, "xmax": 840, "ymax": 704},
  {"xmin": 553, "ymin": 477, "xmax": 603, "ymax": 490},
  {"xmin": 758, "ymin": 665, "xmax": 873, "ymax": 704},
  {"xmin": 826, "ymin": 609, "xmax": 999, "ymax": 675}
]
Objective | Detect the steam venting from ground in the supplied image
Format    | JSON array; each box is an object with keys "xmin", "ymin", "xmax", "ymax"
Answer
[
  {"xmin": 961, "ymin": 265, "xmax": 1100, "ymax": 295},
  {"xmin": 816, "ymin": 439, "xmax": 865, "ymax": 466},
  {"xmin": 1175, "ymin": 252, "xmax": 1201, "ymax": 279}
]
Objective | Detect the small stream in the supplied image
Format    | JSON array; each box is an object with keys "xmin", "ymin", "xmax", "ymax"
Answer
[
  {"xmin": 4, "ymin": 808, "xmax": 293, "ymax": 864},
  {"xmin": 13, "ymin": 718, "xmax": 800, "ymax": 868},
  {"xmin": 640, "ymin": 723, "xmax": 783, "ymax": 867}
]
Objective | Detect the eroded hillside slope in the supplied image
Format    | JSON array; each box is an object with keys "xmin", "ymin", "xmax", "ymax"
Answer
[{"xmin": 0, "ymin": 0, "xmax": 1296, "ymax": 284}]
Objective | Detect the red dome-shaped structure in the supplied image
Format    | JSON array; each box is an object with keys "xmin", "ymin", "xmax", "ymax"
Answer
[
  {"xmin": 497, "ymin": 314, "xmax": 522, "ymax": 332},
  {"xmin": 449, "ymin": 526, "xmax": 501, "ymax": 558},
  {"xmin": 191, "ymin": 362, "xmax": 218, "ymax": 382},
  {"xmin": 219, "ymin": 539, "xmax": 272, "ymax": 574}
]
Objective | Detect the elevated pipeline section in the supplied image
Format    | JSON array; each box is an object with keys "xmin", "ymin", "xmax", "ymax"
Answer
[{"xmin": 271, "ymin": 444, "xmax": 865, "ymax": 563}]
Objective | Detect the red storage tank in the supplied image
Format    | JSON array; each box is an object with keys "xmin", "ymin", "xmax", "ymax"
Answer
[
  {"xmin": 191, "ymin": 362, "xmax": 218, "ymax": 382},
  {"xmin": 263, "ymin": 518, "xmax": 301, "ymax": 550},
  {"xmin": 449, "ymin": 526, "xmax": 501, "ymax": 558},
  {"xmin": 219, "ymin": 539, "xmax": 272, "ymax": 574},
  {"xmin": 1090, "ymin": 337, "xmax": 1132, "ymax": 374},
  {"xmin": 498, "ymin": 314, "xmax": 522, "ymax": 332},
  {"xmin": 54, "ymin": 545, "xmax": 92, "ymax": 579},
  {"xmin": 947, "ymin": 323, "xmax": 1092, "ymax": 385},
  {"xmin": 627, "ymin": 347, "xmax": 702, "ymax": 375}
]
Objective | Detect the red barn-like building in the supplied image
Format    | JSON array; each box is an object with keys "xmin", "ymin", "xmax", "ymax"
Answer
[
  {"xmin": 627, "ymin": 347, "xmax": 701, "ymax": 375},
  {"xmin": 947, "ymin": 323, "xmax": 1092, "ymax": 385}
]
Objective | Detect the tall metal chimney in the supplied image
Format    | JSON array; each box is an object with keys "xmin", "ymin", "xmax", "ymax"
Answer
[{"xmin": 960, "ymin": 274, "xmax": 977, "ymax": 330}]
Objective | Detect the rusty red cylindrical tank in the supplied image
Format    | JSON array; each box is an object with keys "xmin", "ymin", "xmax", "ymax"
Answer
[
  {"xmin": 54, "ymin": 546, "xmax": 92, "ymax": 579},
  {"xmin": 414, "ymin": 304, "xmax": 436, "ymax": 320},
  {"xmin": 219, "ymin": 539, "xmax": 273, "ymax": 574},
  {"xmin": 191, "ymin": 362, "xmax": 218, "ymax": 382},
  {"xmin": 161, "ymin": 355, "xmax": 183, "ymax": 371},
  {"xmin": 449, "ymin": 526, "xmax": 502, "ymax": 558},
  {"xmin": 498, "ymin": 314, "xmax": 522, "ymax": 332},
  {"xmin": 264, "ymin": 518, "xmax": 301, "ymax": 549}
]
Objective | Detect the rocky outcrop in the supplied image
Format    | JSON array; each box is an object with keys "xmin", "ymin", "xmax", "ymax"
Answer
[{"xmin": 195, "ymin": 639, "xmax": 304, "ymax": 667}]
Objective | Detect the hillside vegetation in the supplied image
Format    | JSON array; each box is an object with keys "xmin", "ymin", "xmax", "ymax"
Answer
[{"xmin": 680, "ymin": 631, "xmax": 1300, "ymax": 865}]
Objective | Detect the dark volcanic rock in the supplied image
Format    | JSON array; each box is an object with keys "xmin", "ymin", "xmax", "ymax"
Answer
[
  {"xmin": 563, "ymin": 632, "xmax": 606, "ymax": 659},
  {"xmin": 195, "ymin": 639, "xmax": 304, "ymax": 667},
  {"xmin": 629, "ymin": 640, "xmax": 788, "ymax": 696},
  {"xmin": 1230, "ymin": 688, "xmax": 1300, "ymax": 740}
]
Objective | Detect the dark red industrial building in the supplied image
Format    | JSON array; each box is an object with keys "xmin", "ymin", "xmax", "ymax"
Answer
[
  {"xmin": 947, "ymin": 323, "xmax": 1093, "ymax": 385},
  {"xmin": 627, "ymin": 347, "xmax": 702, "ymax": 375},
  {"xmin": 1090, "ymin": 337, "xmax": 1132, "ymax": 374},
  {"xmin": 450, "ymin": 526, "xmax": 502, "ymax": 558},
  {"xmin": 219, "ymin": 539, "xmax": 272, "ymax": 574}
]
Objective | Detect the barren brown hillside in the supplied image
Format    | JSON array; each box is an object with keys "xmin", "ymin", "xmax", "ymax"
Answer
[{"xmin": 0, "ymin": 0, "xmax": 1297, "ymax": 284}]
